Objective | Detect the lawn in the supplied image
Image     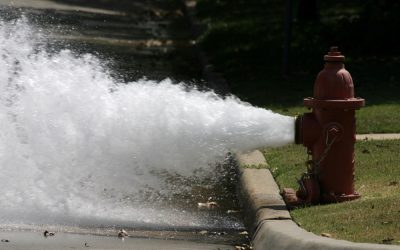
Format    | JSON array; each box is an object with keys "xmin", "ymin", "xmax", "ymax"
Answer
[
  {"xmin": 263, "ymin": 139, "xmax": 400, "ymax": 245},
  {"xmin": 269, "ymin": 104, "xmax": 400, "ymax": 134}
]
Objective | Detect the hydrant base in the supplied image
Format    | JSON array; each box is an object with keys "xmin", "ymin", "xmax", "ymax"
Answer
[
  {"xmin": 321, "ymin": 193, "xmax": 361, "ymax": 203},
  {"xmin": 282, "ymin": 188, "xmax": 361, "ymax": 207}
]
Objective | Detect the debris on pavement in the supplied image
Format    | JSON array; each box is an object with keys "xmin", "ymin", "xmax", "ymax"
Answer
[
  {"xmin": 117, "ymin": 229, "xmax": 129, "ymax": 238},
  {"xmin": 321, "ymin": 233, "xmax": 332, "ymax": 238},
  {"xmin": 44, "ymin": 230, "xmax": 55, "ymax": 237},
  {"xmin": 197, "ymin": 201, "xmax": 219, "ymax": 210}
]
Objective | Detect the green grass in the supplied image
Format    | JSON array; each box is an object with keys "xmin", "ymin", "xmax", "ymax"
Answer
[
  {"xmin": 266, "ymin": 104, "xmax": 400, "ymax": 134},
  {"xmin": 356, "ymin": 105, "xmax": 400, "ymax": 134},
  {"xmin": 263, "ymin": 139, "xmax": 400, "ymax": 245}
]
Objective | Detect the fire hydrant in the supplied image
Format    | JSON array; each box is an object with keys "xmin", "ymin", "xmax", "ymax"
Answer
[{"xmin": 283, "ymin": 47, "xmax": 365, "ymax": 206}]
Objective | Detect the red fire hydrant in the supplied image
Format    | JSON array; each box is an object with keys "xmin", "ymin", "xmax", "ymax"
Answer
[{"xmin": 283, "ymin": 47, "xmax": 365, "ymax": 206}]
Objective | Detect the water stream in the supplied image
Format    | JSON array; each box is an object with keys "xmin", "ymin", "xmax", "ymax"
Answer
[{"xmin": 0, "ymin": 17, "xmax": 294, "ymax": 231}]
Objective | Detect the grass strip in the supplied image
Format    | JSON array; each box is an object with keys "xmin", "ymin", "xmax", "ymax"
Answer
[
  {"xmin": 267, "ymin": 104, "xmax": 400, "ymax": 134},
  {"xmin": 263, "ymin": 139, "xmax": 400, "ymax": 245}
]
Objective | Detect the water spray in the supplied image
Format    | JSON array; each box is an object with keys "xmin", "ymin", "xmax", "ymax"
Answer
[{"xmin": 0, "ymin": 17, "xmax": 295, "ymax": 228}]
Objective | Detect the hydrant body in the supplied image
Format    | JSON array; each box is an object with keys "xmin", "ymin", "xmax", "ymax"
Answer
[{"xmin": 284, "ymin": 47, "xmax": 364, "ymax": 205}]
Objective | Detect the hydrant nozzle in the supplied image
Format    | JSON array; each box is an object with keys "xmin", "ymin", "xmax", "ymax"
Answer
[{"xmin": 283, "ymin": 47, "xmax": 365, "ymax": 206}]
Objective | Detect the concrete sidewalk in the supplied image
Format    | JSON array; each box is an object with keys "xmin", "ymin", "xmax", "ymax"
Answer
[
  {"xmin": 236, "ymin": 150, "xmax": 400, "ymax": 250},
  {"xmin": 356, "ymin": 133, "xmax": 400, "ymax": 141}
]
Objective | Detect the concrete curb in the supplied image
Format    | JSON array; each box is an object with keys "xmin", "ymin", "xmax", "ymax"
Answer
[{"xmin": 236, "ymin": 150, "xmax": 400, "ymax": 250}]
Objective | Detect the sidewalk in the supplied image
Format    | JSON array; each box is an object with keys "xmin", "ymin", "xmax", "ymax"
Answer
[{"xmin": 356, "ymin": 133, "xmax": 400, "ymax": 141}]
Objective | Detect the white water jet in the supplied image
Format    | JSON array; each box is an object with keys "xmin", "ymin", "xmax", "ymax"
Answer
[{"xmin": 0, "ymin": 17, "xmax": 294, "ymax": 229}]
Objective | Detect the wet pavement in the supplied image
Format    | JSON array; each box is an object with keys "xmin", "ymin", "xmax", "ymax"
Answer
[{"xmin": 0, "ymin": 230, "xmax": 237, "ymax": 249}]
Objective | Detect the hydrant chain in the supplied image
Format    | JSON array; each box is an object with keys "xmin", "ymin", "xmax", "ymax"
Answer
[{"xmin": 314, "ymin": 134, "xmax": 337, "ymax": 175}]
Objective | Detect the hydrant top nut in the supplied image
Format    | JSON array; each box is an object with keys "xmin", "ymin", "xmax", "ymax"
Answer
[{"xmin": 324, "ymin": 46, "xmax": 345, "ymax": 62}]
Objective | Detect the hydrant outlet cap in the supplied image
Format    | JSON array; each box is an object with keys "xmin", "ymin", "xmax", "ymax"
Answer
[{"xmin": 324, "ymin": 46, "xmax": 345, "ymax": 62}]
